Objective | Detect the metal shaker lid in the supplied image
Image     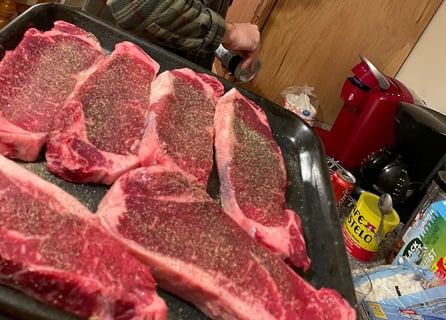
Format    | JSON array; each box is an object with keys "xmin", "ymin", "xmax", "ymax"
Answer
[{"xmin": 234, "ymin": 59, "xmax": 262, "ymax": 83}]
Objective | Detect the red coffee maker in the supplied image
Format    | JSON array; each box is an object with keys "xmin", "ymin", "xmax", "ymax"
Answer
[{"xmin": 314, "ymin": 56, "xmax": 422, "ymax": 171}]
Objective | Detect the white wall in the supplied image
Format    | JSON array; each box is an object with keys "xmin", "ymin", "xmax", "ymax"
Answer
[{"xmin": 396, "ymin": 2, "xmax": 446, "ymax": 116}]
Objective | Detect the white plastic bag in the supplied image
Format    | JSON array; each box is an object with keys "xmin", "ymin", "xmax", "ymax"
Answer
[{"xmin": 281, "ymin": 85, "xmax": 319, "ymax": 126}]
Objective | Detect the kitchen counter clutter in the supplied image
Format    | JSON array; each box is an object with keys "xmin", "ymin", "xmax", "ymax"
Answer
[
  {"xmin": 320, "ymin": 73, "xmax": 446, "ymax": 319},
  {"xmin": 327, "ymin": 158, "xmax": 446, "ymax": 320},
  {"xmin": 354, "ymin": 199, "xmax": 446, "ymax": 320}
]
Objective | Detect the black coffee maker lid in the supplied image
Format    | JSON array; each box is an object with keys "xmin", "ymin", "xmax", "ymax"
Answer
[
  {"xmin": 395, "ymin": 102, "xmax": 446, "ymax": 184},
  {"xmin": 398, "ymin": 101, "xmax": 446, "ymax": 135}
]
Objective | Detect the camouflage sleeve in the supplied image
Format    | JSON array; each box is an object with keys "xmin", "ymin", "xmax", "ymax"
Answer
[{"xmin": 105, "ymin": 0, "xmax": 227, "ymax": 57}]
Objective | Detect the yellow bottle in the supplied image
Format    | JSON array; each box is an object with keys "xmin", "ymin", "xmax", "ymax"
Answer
[{"xmin": 0, "ymin": 0, "xmax": 16, "ymax": 29}]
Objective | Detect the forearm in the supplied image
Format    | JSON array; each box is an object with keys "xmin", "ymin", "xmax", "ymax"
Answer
[{"xmin": 106, "ymin": 0, "xmax": 226, "ymax": 54}]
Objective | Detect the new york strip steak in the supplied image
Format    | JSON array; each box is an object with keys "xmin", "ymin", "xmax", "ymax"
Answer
[
  {"xmin": 0, "ymin": 20, "xmax": 104, "ymax": 162},
  {"xmin": 46, "ymin": 41, "xmax": 160, "ymax": 185},
  {"xmin": 139, "ymin": 68, "xmax": 224, "ymax": 187},
  {"xmin": 214, "ymin": 88, "xmax": 311, "ymax": 270},
  {"xmin": 97, "ymin": 165, "xmax": 356, "ymax": 320},
  {"xmin": 0, "ymin": 155, "xmax": 167, "ymax": 320}
]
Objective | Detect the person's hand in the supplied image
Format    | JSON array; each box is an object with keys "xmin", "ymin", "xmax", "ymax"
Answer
[{"xmin": 222, "ymin": 22, "xmax": 261, "ymax": 86}]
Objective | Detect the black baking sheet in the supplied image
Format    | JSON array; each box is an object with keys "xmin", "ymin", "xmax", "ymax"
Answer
[{"xmin": 0, "ymin": 3, "xmax": 356, "ymax": 319}]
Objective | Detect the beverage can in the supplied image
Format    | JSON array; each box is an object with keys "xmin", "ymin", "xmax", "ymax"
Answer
[
  {"xmin": 215, "ymin": 44, "xmax": 261, "ymax": 83},
  {"xmin": 331, "ymin": 168, "xmax": 356, "ymax": 206}
]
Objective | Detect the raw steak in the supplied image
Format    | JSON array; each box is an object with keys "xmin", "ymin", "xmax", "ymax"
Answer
[
  {"xmin": 97, "ymin": 165, "xmax": 356, "ymax": 320},
  {"xmin": 0, "ymin": 155, "xmax": 167, "ymax": 320},
  {"xmin": 214, "ymin": 88, "xmax": 311, "ymax": 270},
  {"xmin": 46, "ymin": 41, "xmax": 160, "ymax": 185},
  {"xmin": 139, "ymin": 68, "xmax": 224, "ymax": 187},
  {"xmin": 0, "ymin": 20, "xmax": 104, "ymax": 161}
]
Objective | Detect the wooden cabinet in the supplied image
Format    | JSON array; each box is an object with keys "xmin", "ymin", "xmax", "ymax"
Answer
[
  {"xmin": 225, "ymin": 0, "xmax": 277, "ymax": 28},
  {"xmin": 224, "ymin": 0, "xmax": 443, "ymax": 125},
  {"xmin": 0, "ymin": 0, "xmax": 17, "ymax": 28}
]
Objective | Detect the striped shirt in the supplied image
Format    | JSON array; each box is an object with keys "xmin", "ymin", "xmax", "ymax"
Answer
[{"xmin": 83, "ymin": 0, "xmax": 232, "ymax": 69}]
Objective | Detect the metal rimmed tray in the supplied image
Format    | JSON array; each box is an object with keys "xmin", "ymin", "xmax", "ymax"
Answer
[{"xmin": 0, "ymin": 3, "xmax": 356, "ymax": 319}]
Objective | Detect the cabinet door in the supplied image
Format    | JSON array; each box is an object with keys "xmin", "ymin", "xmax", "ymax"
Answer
[
  {"xmin": 226, "ymin": 0, "xmax": 277, "ymax": 28},
  {"xmin": 247, "ymin": 0, "xmax": 442, "ymax": 125}
]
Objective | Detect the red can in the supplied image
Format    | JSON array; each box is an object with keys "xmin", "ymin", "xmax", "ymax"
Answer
[{"xmin": 331, "ymin": 168, "xmax": 356, "ymax": 205}]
